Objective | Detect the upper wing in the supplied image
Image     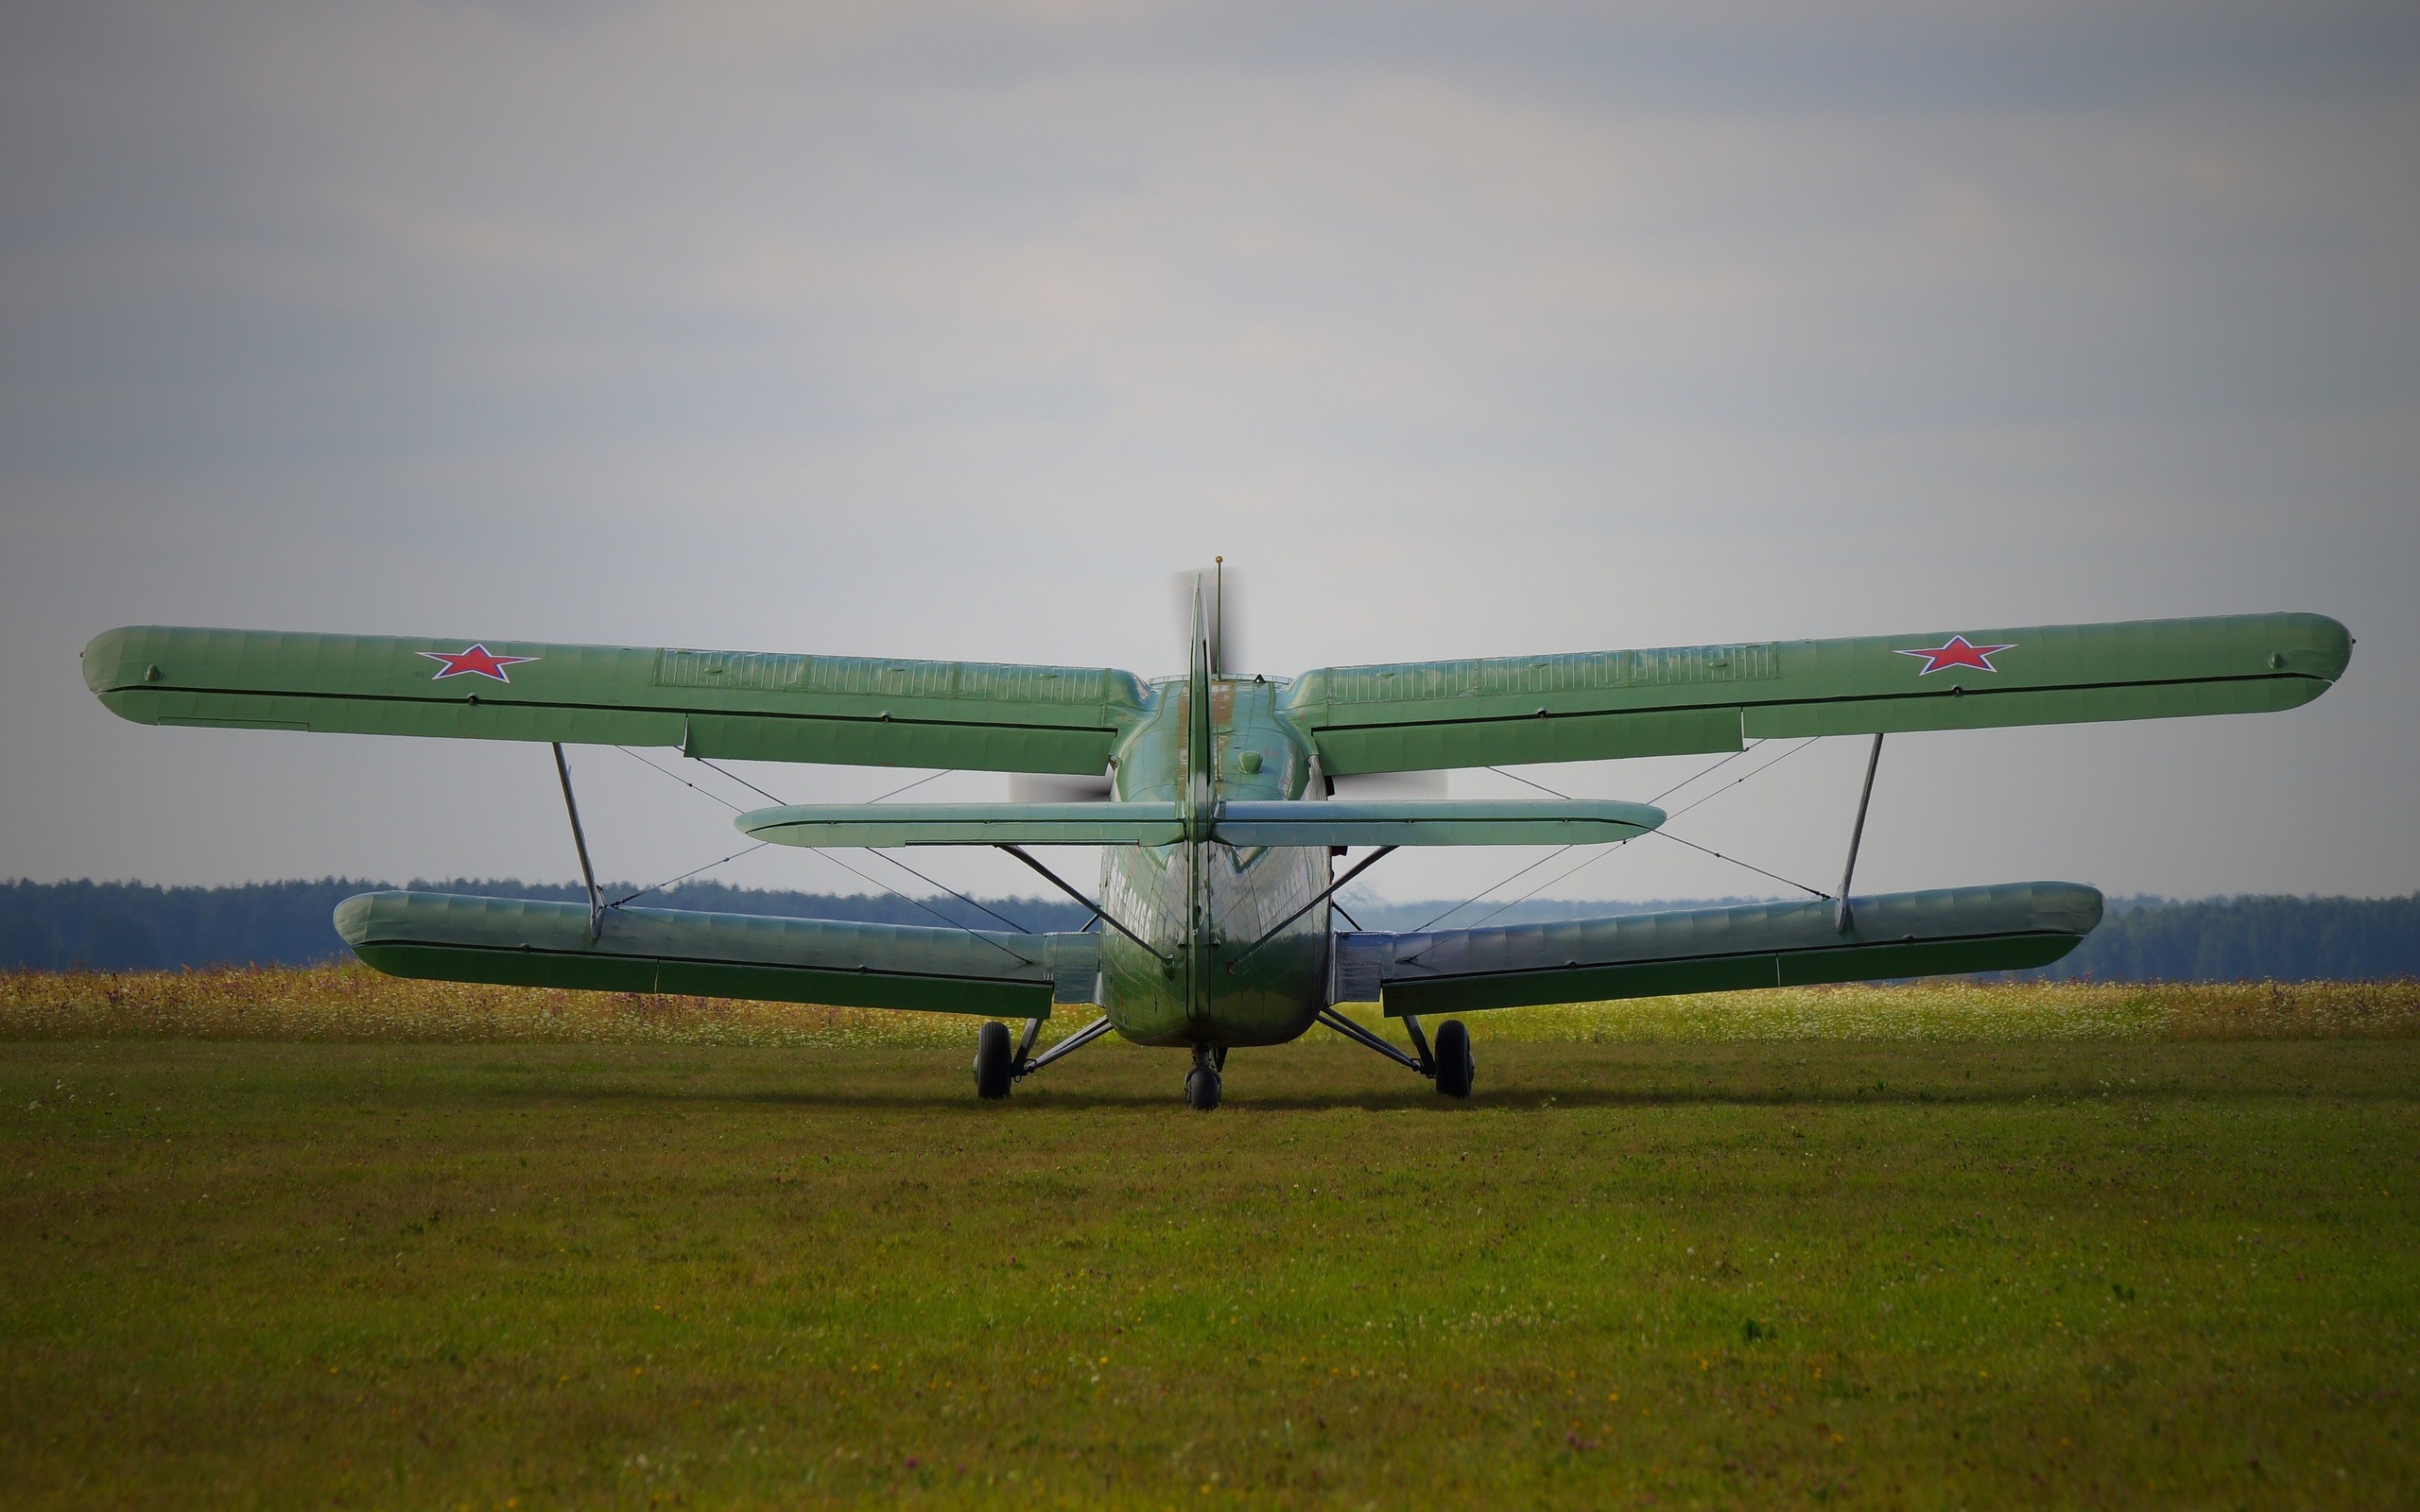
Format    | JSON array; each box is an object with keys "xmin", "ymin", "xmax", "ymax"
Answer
[
  {"xmin": 1336, "ymin": 881, "xmax": 2102, "ymax": 1015},
  {"xmin": 336, "ymin": 889, "xmax": 1100, "ymax": 1015},
  {"xmin": 84, "ymin": 627, "xmax": 1149, "ymax": 773},
  {"xmin": 1284, "ymin": 612, "xmax": 2349, "ymax": 774}
]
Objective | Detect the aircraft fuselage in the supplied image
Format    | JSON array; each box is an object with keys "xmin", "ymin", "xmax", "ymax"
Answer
[{"xmin": 1096, "ymin": 675, "xmax": 1334, "ymax": 1047}]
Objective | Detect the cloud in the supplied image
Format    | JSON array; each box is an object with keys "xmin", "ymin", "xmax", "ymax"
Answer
[{"xmin": 1, "ymin": 0, "xmax": 2412, "ymax": 898}]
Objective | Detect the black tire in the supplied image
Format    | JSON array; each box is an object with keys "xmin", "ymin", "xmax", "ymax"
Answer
[
  {"xmin": 974, "ymin": 1021, "xmax": 1013, "ymax": 1101},
  {"xmin": 1184, "ymin": 1065, "xmax": 1222, "ymax": 1111},
  {"xmin": 1434, "ymin": 1019, "xmax": 1474, "ymax": 1099}
]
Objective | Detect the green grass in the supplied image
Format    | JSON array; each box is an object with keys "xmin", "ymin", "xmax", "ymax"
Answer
[{"xmin": 7, "ymin": 1028, "xmax": 2419, "ymax": 1507}]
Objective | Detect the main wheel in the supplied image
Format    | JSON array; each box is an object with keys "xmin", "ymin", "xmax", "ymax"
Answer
[
  {"xmin": 973, "ymin": 1020, "xmax": 1013, "ymax": 1101},
  {"xmin": 1184, "ymin": 1065, "xmax": 1222, "ymax": 1111},
  {"xmin": 1434, "ymin": 1019, "xmax": 1474, "ymax": 1099}
]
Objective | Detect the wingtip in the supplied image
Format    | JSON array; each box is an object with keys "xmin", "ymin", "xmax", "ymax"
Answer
[
  {"xmin": 2308, "ymin": 613, "xmax": 2353, "ymax": 681},
  {"xmin": 331, "ymin": 890, "xmax": 396, "ymax": 950},
  {"xmin": 81, "ymin": 626, "xmax": 144, "ymax": 696}
]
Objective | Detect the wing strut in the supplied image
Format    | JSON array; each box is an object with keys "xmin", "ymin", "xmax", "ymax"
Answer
[
  {"xmin": 1224, "ymin": 845, "xmax": 1398, "ymax": 974},
  {"xmin": 994, "ymin": 844, "xmax": 1174, "ymax": 967},
  {"xmin": 1314, "ymin": 1005, "xmax": 1429, "ymax": 1075},
  {"xmin": 1833, "ymin": 733, "xmax": 1883, "ymax": 933},
  {"xmin": 1016, "ymin": 1013, "xmax": 1117, "ymax": 1078},
  {"xmin": 551, "ymin": 743, "xmax": 606, "ymax": 940}
]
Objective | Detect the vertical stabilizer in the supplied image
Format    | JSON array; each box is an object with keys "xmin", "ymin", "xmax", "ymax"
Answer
[{"xmin": 1185, "ymin": 577, "xmax": 1215, "ymax": 1024}]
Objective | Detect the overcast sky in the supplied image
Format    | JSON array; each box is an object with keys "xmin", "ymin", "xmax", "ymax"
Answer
[{"xmin": 3, "ymin": 0, "xmax": 2413, "ymax": 910}]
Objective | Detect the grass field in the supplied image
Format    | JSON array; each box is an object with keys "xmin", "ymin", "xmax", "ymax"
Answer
[{"xmin": 6, "ymin": 972, "xmax": 2420, "ymax": 1507}]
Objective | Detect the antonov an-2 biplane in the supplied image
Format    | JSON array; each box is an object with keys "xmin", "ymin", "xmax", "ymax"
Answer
[{"xmin": 83, "ymin": 578, "xmax": 2349, "ymax": 1108}]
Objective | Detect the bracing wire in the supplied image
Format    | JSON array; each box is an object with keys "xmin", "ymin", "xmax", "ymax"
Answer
[
  {"xmin": 611, "ymin": 842, "xmax": 773, "ymax": 908},
  {"xmin": 604, "ymin": 748, "xmax": 774, "ymax": 902},
  {"xmin": 610, "ymin": 744, "xmax": 1029, "ymax": 960},
  {"xmin": 1407, "ymin": 737, "xmax": 1831, "ymax": 935},
  {"xmin": 1408, "ymin": 743, "xmax": 1767, "ymax": 934},
  {"xmin": 1657, "ymin": 737, "xmax": 1824, "ymax": 825},
  {"xmin": 1500, "ymin": 738, "xmax": 1828, "ymax": 908},
  {"xmin": 802, "ymin": 848, "xmax": 1038, "ymax": 965},
  {"xmin": 1647, "ymin": 830, "xmax": 1830, "ymax": 899},
  {"xmin": 1405, "ymin": 844, "xmax": 1580, "ymax": 933},
  {"xmin": 687, "ymin": 755, "xmax": 787, "ymax": 807},
  {"xmin": 868, "ymin": 769, "xmax": 955, "ymax": 803},
  {"xmin": 1452, "ymin": 836, "xmax": 1641, "ymax": 932},
  {"xmin": 617, "ymin": 747, "xmax": 746, "ymax": 812},
  {"xmin": 1486, "ymin": 765, "xmax": 1573, "ymax": 799},
  {"xmin": 861, "ymin": 848, "xmax": 1036, "ymax": 934},
  {"xmin": 1648, "ymin": 743, "xmax": 1760, "ymax": 805},
  {"xmin": 675, "ymin": 756, "xmax": 1029, "ymax": 932}
]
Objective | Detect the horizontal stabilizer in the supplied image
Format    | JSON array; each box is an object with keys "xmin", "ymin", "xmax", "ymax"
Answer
[
  {"xmin": 735, "ymin": 799, "xmax": 1667, "ymax": 849},
  {"xmin": 84, "ymin": 626, "xmax": 1146, "ymax": 774},
  {"xmin": 738, "ymin": 802, "xmax": 1184, "ymax": 848},
  {"xmin": 1336, "ymin": 881, "xmax": 2102, "ymax": 1016},
  {"xmin": 335, "ymin": 890, "xmax": 1099, "ymax": 1015},
  {"xmin": 1212, "ymin": 799, "xmax": 1663, "ymax": 847}
]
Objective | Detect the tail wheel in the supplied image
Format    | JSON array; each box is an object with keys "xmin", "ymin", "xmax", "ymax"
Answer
[
  {"xmin": 1184, "ymin": 1043, "xmax": 1222, "ymax": 1111},
  {"xmin": 1184, "ymin": 1065, "xmax": 1222, "ymax": 1111},
  {"xmin": 973, "ymin": 1021, "xmax": 1014, "ymax": 1101},
  {"xmin": 1434, "ymin": 1019, "xmax": 1474, "ymax": 1099}
]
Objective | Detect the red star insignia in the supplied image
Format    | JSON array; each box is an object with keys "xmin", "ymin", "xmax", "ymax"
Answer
[
  {"xmin": 418, "ymin": 644, "xmax": 539, "ymax": 682},
  {"xmin": 1894, "ymin": 635, "xmax": 2015, "ymax": 676}
]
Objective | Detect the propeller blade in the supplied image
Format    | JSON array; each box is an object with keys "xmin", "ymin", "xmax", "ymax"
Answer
[
  {"xmin": 1011, "ymin": 773, "xmax": 1116, "ymax": 803},
  {"xmin": 1169, "ymin": 560, "xmax": 1248, "ymax": 676},
  {"xmin": 1329, "ymin": 770, "xmax": 1447, "ymax": 799}
]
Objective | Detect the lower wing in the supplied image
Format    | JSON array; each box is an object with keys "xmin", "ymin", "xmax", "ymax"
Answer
[
  {"xmin": 335, "ymin": 891, "xmax": 1099, "ymax": 1016},
  {"xmin": 1335, "ymin": 882, "xmax": 2101, "ymax": 1015}
]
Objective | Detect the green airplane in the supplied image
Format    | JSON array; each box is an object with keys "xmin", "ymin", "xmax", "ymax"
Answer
[{"xmin": 82, "ymin": 578, "xmax": 2350, "ymax": 1108}]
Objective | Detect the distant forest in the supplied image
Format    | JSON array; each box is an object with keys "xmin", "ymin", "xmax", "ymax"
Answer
[
  {"xmin": 2, "ymin": 879, "xmax": 2412, "ymax": 984},
  {"xmin": 2023, "ymin": 893, "xmax": 2420, "ymax": 984}
]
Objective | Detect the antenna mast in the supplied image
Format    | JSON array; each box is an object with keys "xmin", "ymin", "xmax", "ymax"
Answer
[{"xmin": 1212, "ymin": 556, "xmax": 1223, "ymax": 675}]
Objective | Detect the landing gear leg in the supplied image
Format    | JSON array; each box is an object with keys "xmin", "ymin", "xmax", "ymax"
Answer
[
  {"xmin": 974, "ymin": 1021, "xmax": 1013, "ymax": 1101},
  {"xmin": 1309, "ymin": 1005, "xmax": 1474, "ymax": 1101},
  {"xmin": 977, "ymin": 1014, "xmax": 1117, "ymax": 1100},
  {"xmin": 1184, "ymin": 1043, "xmax": 1223, "ymax": 1111}
]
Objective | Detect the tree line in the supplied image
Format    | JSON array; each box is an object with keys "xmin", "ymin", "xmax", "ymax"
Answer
[{"xmin": 2024, "ymin": 893, "xmax": 2420, "ymax": 983}]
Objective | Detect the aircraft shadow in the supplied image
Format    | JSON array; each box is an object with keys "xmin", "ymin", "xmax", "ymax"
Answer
[{"xmin": 536, "ymin": 1080, "xmax": 2400, "ymax": 1113}]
